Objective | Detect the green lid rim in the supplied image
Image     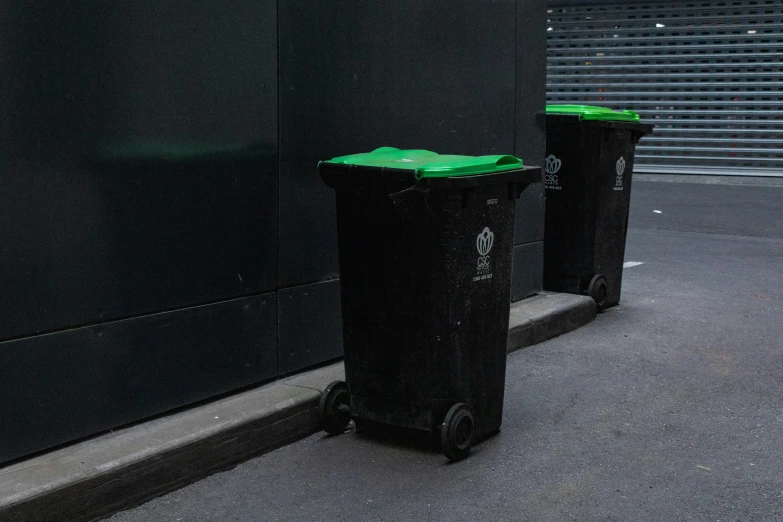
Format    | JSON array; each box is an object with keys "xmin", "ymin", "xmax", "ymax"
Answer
[
  {"xmin": 326, "ymin": 147, "xmax": 523, "ymax": 178},
  {"xmin": 545, "ymin": 104, "xmax": 641, "ymax": 122}
]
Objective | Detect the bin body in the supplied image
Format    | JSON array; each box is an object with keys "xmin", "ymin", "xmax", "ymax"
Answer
[
  {"xmin": 320, "ymin": 149, "xmax": 540, "ymax": 441},
  {"xmin": 543, "ymin": 108, "xmax": 652, "ymax": 309}
]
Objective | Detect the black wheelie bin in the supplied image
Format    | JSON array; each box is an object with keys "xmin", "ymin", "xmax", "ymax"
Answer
[
  {"xmin": 318, "ymin": 147, "xmax": 541, "ymax": 461},
  {"xmin": 543, "ymin": 105, "xmax": 652, "ymax": 310}
]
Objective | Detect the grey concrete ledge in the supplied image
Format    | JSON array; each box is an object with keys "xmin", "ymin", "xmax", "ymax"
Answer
[
  {"xmin": 0, "ymin": 363, "xmax": 345, "ymax": 522},
  {"xmin": 508, "ymin": 291, "xmax": 596, "ymax": 354},
  {"xmin": 0, "ymin": 293, "xmax": 594, "ymax": 522}
]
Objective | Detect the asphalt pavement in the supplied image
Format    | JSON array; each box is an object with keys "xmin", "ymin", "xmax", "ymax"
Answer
[{"xmin": 111, "ymin": 177, "xmax": 783, "ymax": 522}]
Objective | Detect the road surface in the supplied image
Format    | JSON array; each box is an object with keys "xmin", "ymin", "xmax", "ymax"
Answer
[{"xmin": 112, "ymin": 177, "xmax": 783, "ymax": 522}]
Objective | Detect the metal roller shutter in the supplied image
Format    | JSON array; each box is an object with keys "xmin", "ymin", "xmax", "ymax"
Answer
[{"xmin": 547, "ymin": 0, "xmax": 783, "ymax": 176}]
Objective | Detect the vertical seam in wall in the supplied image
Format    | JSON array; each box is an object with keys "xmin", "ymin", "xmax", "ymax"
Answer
[
  {"xmin": 275, "ymin": 0, "xmax": 282, "ymax": 377},
  {"xmin": 276, "ymin": 0, "xmax": 282, "ymax": 289},
  {"xmin": 513, "ymin": 0, "xmax": 518, "ymax": 157}
]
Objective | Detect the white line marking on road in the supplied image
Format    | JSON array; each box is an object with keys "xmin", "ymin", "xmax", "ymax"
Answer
[
  {"xmin": 653, "ymin": 210, "xmax": 662, "ymax": 214},
  {"xmin": 623, "ymin": 261, "xmax": 645, "ymax": 268}
]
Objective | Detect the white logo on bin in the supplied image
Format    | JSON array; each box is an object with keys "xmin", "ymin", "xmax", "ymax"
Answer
[
  {"xmin": 545, "ymin": 155, "xmax": 562, "ymax": 175},
  {"xmin": 616, "ymin": 156, "xmax": 626, "ymax": 176},
  {"xmin": 544, "ymin": 154, "xmax": 562, "ymax": 190},
  {"xmin": 614, "ymin": 156, "xmax": 626, "ymax": 191},
  {"xmin": 474, "ymin": 228, "xmax": 494, "ymax": 281},
  {"xmin": 477, "ymin": 227, "xmax": 494, "ymax": 256}
]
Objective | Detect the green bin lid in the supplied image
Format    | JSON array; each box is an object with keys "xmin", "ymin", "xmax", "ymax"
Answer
[
  {"xmin": 546, "ymin": 105, "xmax": 641, "ymax": 122},
  {"xmin": 326, "ymin": 147, "xmax": 522, "ymax": 179}
]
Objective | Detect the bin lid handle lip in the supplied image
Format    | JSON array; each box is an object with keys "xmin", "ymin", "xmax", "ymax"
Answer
[
  {"xmin": 546, "ymin": 104, "xmax": 641, "ymax": 122},
  {"xmin": 414, "ymin": 155, "xmax": 522, "ymax": 179},
  {"xmin": 324, "ymin": 148, "xmax": 523, "ymax": 179}
]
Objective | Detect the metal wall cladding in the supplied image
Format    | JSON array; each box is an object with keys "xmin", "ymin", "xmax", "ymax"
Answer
[
  {"xmin": 0, "ymin": 294, "xmax": 278, "ymax": 464},
  {"xmin": 278, "ymin": 0, "xmax": 520, "ymax": 287},
  {"xmin": 0, "ymin": 1, "xmax": 279, "ymax": 340},
  {"xmin": 514, "ymin": 0, "xmax": 548, "ymax": 299},
  {"xmin": 547, "ymin": 0, "xmax": 783, "ymax": 176},
  {"xmin": 278, "ymin": 281, "xmax": 343, "ymax": 376},
  {"xmin": 511, "ymin": 241, "xmax": 545, "ymax": 302},
  {"xmin": 0, "ymin": 0, "xmax": 279, "ymax": 465},
  {"xmin": 0, "ymin": 0, "xmax": 548, "ymax": 464},
  {"xmin": 517, "ymin": 0, "xmax": 550, "ymax": 184}
]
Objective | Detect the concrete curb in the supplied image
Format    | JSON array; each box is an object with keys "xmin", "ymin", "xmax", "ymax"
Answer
[
  {"xmin": 0, "ymin": 292, "xmax": 595, "ymax": 522},
  {"xmin": 508, "ymin": 291, "xmax": 596, "ymax": 353}
]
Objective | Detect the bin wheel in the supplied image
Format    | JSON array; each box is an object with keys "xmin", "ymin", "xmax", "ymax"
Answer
[
  {"xmin": 319, "ymin": 381, "xmax": 352, "ymax": 435},
  {"xmin": 440, "ymin": 403, "xmax": 475, "ymax": 462},
  {"xmin": 588, "ymin": 274, "xmax": 609, "ymax": 311}
]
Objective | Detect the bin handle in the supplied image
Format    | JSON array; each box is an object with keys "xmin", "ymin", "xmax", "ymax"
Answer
[
  {"xmin": 413, "ymin": 155, "xmax": 523, "ymax": 180},
  {"xmin": 494, "ymin": 155, "xmax": 521, "ymax": 168}
]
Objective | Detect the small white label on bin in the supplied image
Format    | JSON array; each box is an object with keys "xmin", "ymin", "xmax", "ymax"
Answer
[
  {"xmin": 473, "ymin": 227, "xmax": 494, "ymax": 282},
  {"xmin": 614, "ymin": 156, "xmax": 626, "ymax": 191},
  {"xmin": 544, "ymin": 154, "xmax": 562, "ymax": 191}
]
